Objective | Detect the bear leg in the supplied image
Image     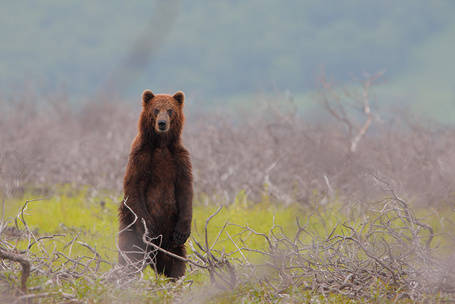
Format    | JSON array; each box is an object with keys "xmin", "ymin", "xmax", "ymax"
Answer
[
  {"xmin": 118, "ymin": 227, "xmax": 150, "ymax": 271},
  {"xmin": 153, "ymin": 245, "xmax": 187, "ymax": 280}
]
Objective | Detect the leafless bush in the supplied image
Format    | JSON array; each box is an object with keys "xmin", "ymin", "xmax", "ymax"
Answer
[
  {"xmin": 0, "ymin": 91, "xmax": 137, "ymax": 197},
  {"xmin": 1, "ymin": 75, "xmax": 455, "ymax": 207},
  {"xmin": 187, "ymin": 73, "xmax": 455, "ymax": 205},
  {"xmin": 227, "ymin": 184, "xmax": 455, "ymax": 301}
]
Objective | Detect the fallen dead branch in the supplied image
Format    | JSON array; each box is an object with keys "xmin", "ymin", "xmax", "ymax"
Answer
[{"xmin": 0, "ymin": 248, "xmax": 30, "ymax": 294}]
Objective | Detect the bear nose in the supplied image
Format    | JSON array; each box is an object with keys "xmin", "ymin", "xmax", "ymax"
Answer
[{"xmin": 158, "ymin": 120, "xmax": 167, "ymax": 130}]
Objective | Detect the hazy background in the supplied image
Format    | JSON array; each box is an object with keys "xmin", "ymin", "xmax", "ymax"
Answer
[{"xmin": 1, "ymin": 1, "xmax": 455, "ymax": 122}]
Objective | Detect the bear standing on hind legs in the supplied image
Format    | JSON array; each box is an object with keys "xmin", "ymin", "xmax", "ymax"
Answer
[{"xmin": 118, "ymin": 90, "xmax": 193, "ymax": 280}]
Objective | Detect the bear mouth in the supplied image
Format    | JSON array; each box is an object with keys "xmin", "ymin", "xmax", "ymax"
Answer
[{"xmin": 157, "ymin": 121, "xmax": 168, "ymax": 133}]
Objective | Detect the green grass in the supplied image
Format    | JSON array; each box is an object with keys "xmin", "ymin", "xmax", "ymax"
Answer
[
  {"xmin": 1, "ymin": 187, "xmax": 454, "ymax": 303},
  {"xmin": 4, "ymin": 188, "xmax": 306, "ymax": 263}
]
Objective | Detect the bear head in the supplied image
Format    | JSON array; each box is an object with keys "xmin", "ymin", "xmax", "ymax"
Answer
[{"xmin": 138, "ymin": 90, "xmax": 185, "ymax": 142}]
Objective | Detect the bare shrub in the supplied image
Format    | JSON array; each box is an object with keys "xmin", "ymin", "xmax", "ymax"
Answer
[
  {"xmin": 1, "ymin": 75, "xmax": 455, "ymax": 207},
  {"xmin": 187, "ymin": 73, "xmax": 455, "ymax": 205},
  {"xmin": 0, "ymin": 92, "xmax": 137, "ymax": 197},
  {"xmin": 232, "ymin": 184, "xmax": 455, "ymax": 301}
]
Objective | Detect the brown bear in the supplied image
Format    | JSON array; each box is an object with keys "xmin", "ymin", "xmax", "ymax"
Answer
[{"xmin": 118, "ymin": 90, "xmax": 193, "ymax": 279}]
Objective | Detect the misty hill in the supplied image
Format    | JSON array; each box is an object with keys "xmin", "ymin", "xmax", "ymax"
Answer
[{"xmin": 1, "ymin": 1, "xmax": 455, "ymax": 121}]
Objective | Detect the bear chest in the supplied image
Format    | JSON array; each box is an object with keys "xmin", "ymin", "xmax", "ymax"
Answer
[{"xmin": 145, "ymin": 148, "xmax": 177, "ymax": 206}]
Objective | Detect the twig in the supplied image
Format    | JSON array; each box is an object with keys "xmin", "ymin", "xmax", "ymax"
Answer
[
  {"xmin": 204, "ymin": 205, "xmax": 223, "ymax": 283},
  {"xmin": 140, "ymin": 218, "xmax": 208, "ymax": 269},
  {"xmin": 226, "ymin": 231, "xmax": 249, "ymax": 265},
  {"xmin": 28, "ymin": 234, "xmax": 65, "ymax": 250},
  {"xmin": 350, "ymin": 74, "xmax": 377, "ymax": 153}
]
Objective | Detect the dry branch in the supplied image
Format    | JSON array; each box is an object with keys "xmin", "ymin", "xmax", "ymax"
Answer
[{"xmin": 0, "ymin": 248, "xmax": 30, "ymax": 293}]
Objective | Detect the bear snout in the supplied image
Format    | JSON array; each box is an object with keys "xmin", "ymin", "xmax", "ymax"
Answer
[{"xmin": 157, "ymin": 120, "xmax": 168, "ymax": 132}]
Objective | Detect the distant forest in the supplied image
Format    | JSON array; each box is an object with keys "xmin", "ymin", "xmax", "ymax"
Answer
[{"xmin": 1, "ymin": 1, "xmax": 455, "ymax": 119}]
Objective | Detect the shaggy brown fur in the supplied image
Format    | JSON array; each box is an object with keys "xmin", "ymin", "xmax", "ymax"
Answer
[{"xmin": 118, "ymin": 90, "xmax": 193, "ymax": 279}]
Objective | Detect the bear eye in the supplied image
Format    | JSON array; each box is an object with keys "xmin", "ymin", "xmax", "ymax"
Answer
[
  {"xmin": 154, "ymin": 109, "xmax": 159, "ymax": 116},
  {"xmin": 167, "ymin": 109, "xmax": 173, "ymax": 116}
]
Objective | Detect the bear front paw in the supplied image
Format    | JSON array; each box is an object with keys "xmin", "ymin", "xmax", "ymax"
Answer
[{"xmin": 172, "ymin": 230, "xmax": 190, "ymax": 246}]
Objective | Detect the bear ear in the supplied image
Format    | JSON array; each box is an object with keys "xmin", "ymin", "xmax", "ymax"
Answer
[
  {"xmin": 142, "ymin": 90, "xmax": 155, "ymax": 104},
  {"xmin": 173, "ymin": 91, "xmax": 185, "ymax": 106}
]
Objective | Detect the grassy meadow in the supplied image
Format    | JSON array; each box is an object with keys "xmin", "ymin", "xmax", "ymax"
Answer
[{"xmin": 3, "ymin": 187, "xmax": 303, "ymax": 265}]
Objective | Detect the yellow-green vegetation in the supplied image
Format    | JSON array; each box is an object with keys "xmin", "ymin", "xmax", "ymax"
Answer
[
  {"xmin": 1, "ymin": 187, "xmax": 454, "ymax": 303},
  {"xmin": 4, "ymin": 187, "xmax": 307, "ymax": 263}
]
